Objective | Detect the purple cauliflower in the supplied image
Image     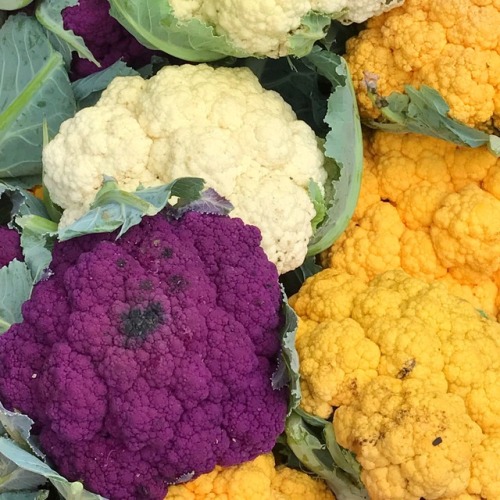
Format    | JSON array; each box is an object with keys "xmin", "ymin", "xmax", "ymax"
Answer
[
  {"xmin": 0, "ymin": 226, "xmax": 22, "ymax": 268},
  {"xmin": 62, "ymin": 0, "xmax": 155, "ymax": 79},
  {"xmin": 0, "ymin": 210, "xmax": 288, "ymax": 499}
]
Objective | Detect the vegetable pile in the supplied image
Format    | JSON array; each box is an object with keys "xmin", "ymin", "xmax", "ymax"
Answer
[{"xmin": 0, "ymin": 0, "xmax": 499, "ymax": 499}]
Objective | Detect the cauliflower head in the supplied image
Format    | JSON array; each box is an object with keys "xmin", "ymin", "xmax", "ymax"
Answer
[
  {"xmin": 322, "ymin": 131, "xmax": 500, "ymax": 319},
  {"xmin": 43, "ymin": 63, "xmax": 327, "ymax": 273},
  {"xmin": 0, "ymin": 210, "xmax": 288, "ymax": 499},
  {"xmin": 166, "ymin": 0, "xmax": 405, "ymax": 58},
  {"xmin": 0, "ymin": 226, "xmax": 22, "ymax": 268},
  {"xmin": 166, "ymin": 453, "xmax": 334, "ymax": 499},
  {"xmin": 345, "ymin": 0, "xmax": 500, "ymax": 132},
  {"xmin": 290, "ymin": 268, "xmax": 500, "ymax": 500}
]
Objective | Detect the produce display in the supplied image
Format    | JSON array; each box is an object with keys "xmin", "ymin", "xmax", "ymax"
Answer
[{"xmin": 0, "ymin": 0, "xmax": 499, "ymax": 499}]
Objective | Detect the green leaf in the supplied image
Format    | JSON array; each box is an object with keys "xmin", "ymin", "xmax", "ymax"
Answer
[
  {"xmin": 309, "ymin": 180, "xmax": 327, "ymax": 232},
  {"xmin": 303, "ymin": 48, "xmax": 363, "ymax": 256},
  {"xmin": 15, "ymin": 215, "xmax": 58, "ymax": 284},
  {"xmin": 0, "ymin": 14, "xmax": 76, "ymax": 183},
  {"xmin": 72, "ymin": 61, "xmax": 140, "ymax": 110},
  {"xmin": 0, "ymin": 458, "xmax": 47, "ymax": 494},
  {"xmin": 0, "ymin": 404, "xmax": 42, "ymax": 458},
  {"xmin": 0, "ymin": 260, "xmax": 33, "ymax": 334},
  {"xmin": 0, "ymin": 492, "xmax": 49, "ymax": 500},
  {"xmin": 286, "ymin": 11, "xmax": 333, "ymax": 58},
  {"xmin": 272, "ymin": 289, "xmax": 300, "ymax": 414},
  {"xmin": 363, "ymin": 77, "xmax": 500, "ymax": 156},
  {"xmin": 0, "ymin": 0, "xmax": 33, "ymax": 10},
  {"xmin": 58, "ymin": 177, "xmax": 205, "ymax": 241},
  {"xmin": 0, "ymin": 439, "xmax": 105, "ymax": 499},
  {"xmin": 35, "ymin": 0, "xmax": 99, "ymax": 65},
  {"xmin": 285, "ymin": 409, "xmax": 369, "ymax": 500}
]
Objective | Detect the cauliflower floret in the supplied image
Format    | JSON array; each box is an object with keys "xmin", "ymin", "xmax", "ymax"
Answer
[
  {"xmin": 323, "ymin": 131, "xmax": 500, "ymax": 318},
  {"xmin": 43, "ymin": 64, "xmax": 327, "ymax": 273},
  {"xmin": 166, "ymin": 453, "xmax": 335, "ymax": 499}
]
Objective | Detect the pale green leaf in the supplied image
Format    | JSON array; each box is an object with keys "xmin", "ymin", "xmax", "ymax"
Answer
[{"xmin": 0, "ymin": 15, "xmax": 76, "ymax": 182}]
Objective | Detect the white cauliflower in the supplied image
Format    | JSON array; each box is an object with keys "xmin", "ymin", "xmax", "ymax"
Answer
[
  {"xmin": 43, "ymin": 64, "xmax": 327, "ymax": 274},
  {"xmin": 168, "ymin": 0, "xmax": 406, "ymax": 57}
]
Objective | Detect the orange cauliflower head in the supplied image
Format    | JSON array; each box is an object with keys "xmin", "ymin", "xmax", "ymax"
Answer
[
  {"xmin": 323, "ymin": 130, "xmax": 500, "ymax": 319},
  {"xmin": 289, "ymin": 269, "xmax": 500, "ymax": 500},
  {"xmin": 165, "ymin": 453, "xmax": 334, "ymax": 499},
  {"xmin": 345, "ymin": 0, "xmax": 500, "ymax": 132}
]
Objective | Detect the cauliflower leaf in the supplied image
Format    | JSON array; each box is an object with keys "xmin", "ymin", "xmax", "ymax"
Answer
[
  {"xmin": 35, "ymin": 0, "xmax": 98, "ymax": 66},
  {"xmin": 0, "ymin": 15, "xmax": 75, "ymax": 186},
  {"xmin": 0, "ymin": 439, "xmax": 104, "ymax": 500},
  {"xmin": 364, "ymin": 76, "xmax": 500, "ymax": 157},
  {"xmin": 0, "ymin": 261, "xmax": 32, "ymax": 334},
  {"xmin": 304, "ymin": 49, "xmax": 363, "ymax": 256},
  {"xmin": 285, "ymin": 409, "xmax": 369, "ymax": 500}
]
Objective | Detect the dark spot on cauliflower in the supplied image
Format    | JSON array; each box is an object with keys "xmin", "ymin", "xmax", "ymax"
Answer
[
  {"xmin": 121, "ymin": 302, "xmax": 165, "ymax": 342},
  {"xmin": 162, "ymin": 247, "xmax": 173, "ymax": 258}
]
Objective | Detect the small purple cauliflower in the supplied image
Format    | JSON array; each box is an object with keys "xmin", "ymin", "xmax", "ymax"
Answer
[
  {"xmin": 62, "ymin": 0, "xmax": 155, "ymax": 79},
  {"xmin": 0, "ymin": 226, "xmax": 23, "ymax": 268},
  {"xmin": 0, "ymin": 210, "xmax": 288, "ymax": 500}
]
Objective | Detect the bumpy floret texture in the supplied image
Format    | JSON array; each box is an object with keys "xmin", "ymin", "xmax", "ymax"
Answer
[
  {"xmin": 43, "ymin": 63, "xmax": 327, "ymax": 273},
  {"xmin": 0, "ymin": 226, "xmax": 22, "ymax": 268},
  {"xmin": 290, "ymin": 269, "xmax": 500, "ymax": 500},
  {"xmin": 322, "ymin": 131, "xmax": 500, "ymax": 319},
  {"xmin": 166, "ymin": 453, "xmax": 335, "ymax": 499},
  {"xmin": 345, "ymin": 0, "xmax": 500, "ymax": 132},
  {"xmin": 168, "ymin": 0, "xmax": 404, "ymax": 57},
  {"xmin": 62, "ymin": 0, "xmax": 154, "ymax": 79},
  {"xmin": 0, "ymin": 211, "xmax": 288, "ymax": 500}
]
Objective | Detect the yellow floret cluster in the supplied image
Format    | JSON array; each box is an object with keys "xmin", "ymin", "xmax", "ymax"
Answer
[
  {"xmin": 345, "ymin": 0, "xmax": 500, "ymax": 132},
  {"xmin": 323, "ymin": 130, "xmax": 500, "ymax": 319},
  {"xmin": 165, "ymin": 453, "xmax": 334, "ymax": 499},
  {"xmin": 290, "ymin": 269, "xmax": 500, "ymax": 500}
]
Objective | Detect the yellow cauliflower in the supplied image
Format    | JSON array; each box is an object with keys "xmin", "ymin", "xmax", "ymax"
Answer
[
  {"xmin": 165, "ymin": 454, "xmax": 334, "ymax": 499},
  {"xmin": 289, "ymin": 269, "xmax": 500, "ymax": 500},
  {"xmin": 345, "ymin": 0, "xmax": 500, "ymax": 132},
  {"xmin": 322, "ymin": 131, "xmax": 500, "ymax": 319}
]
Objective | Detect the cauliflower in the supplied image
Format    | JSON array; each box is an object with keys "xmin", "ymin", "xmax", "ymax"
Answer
[
  {"xmin": 345, "ymin": 0, "xmax": 500, "ymax": 132},
  {"xmin": 42, "ymin": 63, "xmax": 327, "ymax": 273},
  {"xmin": 322, "ymin": 131, "xmax": 500, "ymax": 319},
  {"xmin": 0, "ymin": 227, "xmax": 22, "ymax": 268},
  {"xmin": 167, "ymin": 0, "xmax": 405, "ymax": 56},
  {"xmin": 59, "ymin": 0, "xmax": 155, "ymax": 79},
  {"xmin": 0, "ymin": 210, "xmax": 288, "ymax": 499},
  {"xmin": 289, "ymin": 268, "xmax": 500, "ymax": 500},
  {"xmin": 166, "ymin": 453, "xmax": 334, "ymax": 499}
]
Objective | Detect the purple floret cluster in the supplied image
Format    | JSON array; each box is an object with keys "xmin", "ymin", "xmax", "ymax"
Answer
[
  {"xmin": 62, "ymin": 0, "xmax": 155, "ymax": 79},
  {"xmin": 0, "ymin": 211, "xmax": 288, "ymax": 499},
  {"xmin": 0, "ymin": 226, "xmax": 23, "ymax": 268}
]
